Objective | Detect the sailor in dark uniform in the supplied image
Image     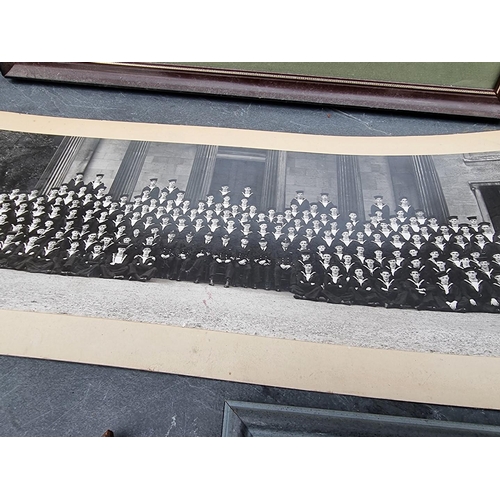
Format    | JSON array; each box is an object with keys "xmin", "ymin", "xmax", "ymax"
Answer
[
  {"xmin": 374, "ymin": 269, "xmax": 406, "ymax": 308},
  {"xmin": 101, "ymin": 244, "xmax": 132, "ymax": 279},
  {"xmin": 321, "ymin": 264, "xmax": 352, "ymax": 304},
  {"xmin": 205, "ymin": 193, "xmax": 216, "ymax": 209},
  {"xmin": 308, "ymin": 203, "xmax": 321, "ymax": 221},
  {"xmin": 25, "ymin": 239, "xmax": 60, "ymax": 274},
  {"xmin": 172, "ymin": 190, "xmax": 186, "ymax": 208},
  {"xmin": 209, "ymin": 233, "xmax": 234, "ymax": 287},
  {"xmin": 191, "ymin": 217, "xmax": 209, "ymax": 242},
  {"xmin": 290, "ymin": 190, "xmax": 310, "ymax": 213},
  {"xmin": 169, "ymin": 232, "xmax": 195, "ymax": 281},
  {"xmin": 8, "ymin": 236, "xmax": 42, "ymax": 270},
  {"xmin": 26, "ymin": 189, "xmax": 40, "ymax": 204},
  {"xmin": 449, "ymin": 233, "xmax": 470, "ymax": 255},
  {"xmin": 476, "ymin": 258, "xmax": 495, "ymax": 282},
  {"xmin": 128, "ymin": 246, "xmax": 158, "ymax": 281},
  {"xmin": 402, "ymin": 270, "xmax": 435, "ymax": 310},
  {"xmin": 163, "ymin": 179, "xmax": 179, "ymax": 201},
  {"xmin": 142, "ymin": 178, "xmax": 160, "ymax": 200},
  {"xmin": 470, "ymin": 233, "xmax": 495, "ymax": 258},
  {"xmin": 189, "ymin": 232, "xmax": 215, "ymax": 284},
  {"xmin": 396, "ymin": 196, "xmax": 416, "ymax": 219},
  {"xmin": 370, "ymin": 195, "xmax": 390, "ymax": 221},
  {"xmin": 480, "ymin": 222, "xmax": 496, "ymax": 243},
  {"xmin": 86, "ymin": 174, "xmax": 105, "ymax": 196},
  {"xmin": 460, "ymin": 268, "xmax": 495, "ymax": 312},
  {"xmin": 402, "ymin": 256, "xmax": 428, "ymax": 281},
  {"xmin": 251, "ymin": 237, "xmax": 274, "ymax": 290},
  {"xmin": 315, "ymin": 251, "xmax": 334, "ymax": 283},
  {"xmin": 448, "ymin": 215, "xmax": 461, "ymax": 234},
  {"xmin": 67, "ymin": 172, "xmax": 85, "ymax": 193},
  {"xmin": 352, "ymin": 244, "xmax": 368, "ymax": 267},
  {"xmin": 488, "ymin": 274, "xmax": 500, "ymax": 313},
  {"xmin": 56, "ymin": 240, "xmax": 83, "ymax": 275},
  {"xmin": 76, "ymin": 242, "xmax": 107, "ymax": 278},
  {"xmin": 362, "ymin": 257, "xmax": 380, "ymax": 279},
  {"xmin": 339, "ymin": 254, "xmax": 357, "ymax": 278},
  {"xmin": 273, "ymin": 237, "xmax": 294, "ymax": 291},
  {"xmin": 365, "ymin": 232, "xmax": 385, "ymax": 255},
  {"xmin": 316, "ymin": 192, "xmax": 333, "ymax": 214},
  {"xmin": 491, "ymin": 252, "xmax": 500, "ymax": 274},
  {"xmin": 239, "ymin": 198, "xmax": 251, "ymax": 214},
  {"xmin": 241, "ymin": 186, "xmax": 254, "ymax": 203},
  {"xmin": 216, "ymin": 185, "xmax": 231, "ymax": 204},
  {"xmin": 291, "ymin": 262, "xmax": 322, "ymax": 301},
  {"xmin": 157, "ymin": 230, "xmax": 177, "ymax": 279},
  {"xmin": 99, "ymin": 234, "xmax": 116, "ymax": 256},
  {"xmin": 348, "ymin": 267, "xmax": 380, "ymax": 306},
  {"xmin": 432, "ymin": 271, "xmax": 467, "ymax": 312},
  {"xmin": 222, "ymin": 218, "xmax": 240, "ymax": 244},
  {"xmin": 415, "ymin": 209, "xmax": 427, "ymax": 226},
  {"xmin": 230, "ymin": 236, "xmax": 252, "ymax": 288},
  {"xmin": 237, "ymin": 221, "xmax": 255, "ymax": 245}
]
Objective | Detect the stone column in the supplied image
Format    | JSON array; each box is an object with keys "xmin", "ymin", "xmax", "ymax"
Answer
[
  {"xmin": 337, "ymin": 155, "xmax": 364, "ymax": 218},
  {"xmin": 63, "ymin": 138, "xmax": 101, "ymax": 183},
  {"xmin": 470, "ymin": 183, "xmax": 493, "ymax": 224},
  {"xmin": 109, "ymin": 141, "xmax": 150, "ymax": 198},
  {"xmin": 411, "ymin": 155, "xmax": 449, "ymax": 224},
  {"xmin": 261, "ymin": 150, "xmax": 287, "ymax": 211},
  {"xmin": 35, "ymin": 136, "xmax": 85, "ymax": 194},
  {"xmin": 184, "ymin": 145, "xmax": 219, "ymax": 202}
]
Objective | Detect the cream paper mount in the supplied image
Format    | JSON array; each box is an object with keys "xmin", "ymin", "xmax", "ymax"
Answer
[{"xmin": 1, "ymin": 111, "xmax": 500, "ymax": 411}]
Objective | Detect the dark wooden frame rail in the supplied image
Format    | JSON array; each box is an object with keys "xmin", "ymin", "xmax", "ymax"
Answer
[{"xmin": 1, "ymin": 62, "xmax": 500, "ymax": 119}]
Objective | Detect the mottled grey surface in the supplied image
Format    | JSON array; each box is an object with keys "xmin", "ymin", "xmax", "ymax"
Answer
[
  {"xmin": 1, "ymin": 76, "xmax": 499, "ymax": 136},
  {"xmin": 1, "ymin": 355, "xmax": 500, "ymax": 437},
  {"xmin": 1, "ymin": 73, "xmax": 500, "ymax": 436},
  {"xmin": 1, "ymin": 269, "xmax": 499, "ymax": 357}
]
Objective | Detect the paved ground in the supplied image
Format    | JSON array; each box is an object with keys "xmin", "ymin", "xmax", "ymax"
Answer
[{"xmin": 0, "ymin": 269, "xmax": 499, "ymax": 357}]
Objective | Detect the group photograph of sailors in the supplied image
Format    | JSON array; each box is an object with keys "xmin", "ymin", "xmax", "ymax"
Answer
[{"xmin": 1, "ymin": 170, "xmax": 500, "ymax": 314}]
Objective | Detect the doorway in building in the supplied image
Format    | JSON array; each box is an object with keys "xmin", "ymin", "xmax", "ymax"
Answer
[
  {"xmin": 479, "ymin": 184, "xmax": 500, "ymax": 231},
  {"xmin": 209, "ymin": 147, "xmax": 266, "ymax": 209}
]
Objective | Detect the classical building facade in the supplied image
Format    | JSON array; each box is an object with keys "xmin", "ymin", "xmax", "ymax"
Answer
[{"xmin": 36, "ymin": 137, "xmax": 500, "ymax": 229}]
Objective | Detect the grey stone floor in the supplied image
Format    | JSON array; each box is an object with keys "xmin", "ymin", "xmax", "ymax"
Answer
[{"xmin": 1, "ymin": 269, "xmax": 499, "ymax": 357}]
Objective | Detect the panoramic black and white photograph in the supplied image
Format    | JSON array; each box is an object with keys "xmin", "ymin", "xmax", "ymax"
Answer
[{"xmin": 1, "ymin": 128, "xmax": 500, "ymax": 357}]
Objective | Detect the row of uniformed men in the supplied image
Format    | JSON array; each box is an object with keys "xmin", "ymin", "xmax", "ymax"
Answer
[
  {"xmin": 2, "ymin": 188, "xmax": 499, "ymax": 256},
  {"xmin": 1, "ymin": 226, "xmax": 500, "ymax": 312}
]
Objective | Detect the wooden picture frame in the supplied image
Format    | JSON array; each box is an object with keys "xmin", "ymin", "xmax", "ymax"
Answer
[{"xmin": 1, "ymin": 62, "xmax": 500, "ymax": 119}]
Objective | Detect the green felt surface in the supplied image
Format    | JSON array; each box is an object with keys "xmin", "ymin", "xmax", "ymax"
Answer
[{"xmin": 165, "ymin": 62, "xmax": 500, "ymax": 90}]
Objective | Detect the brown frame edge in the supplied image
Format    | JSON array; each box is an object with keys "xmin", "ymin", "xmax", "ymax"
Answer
[{"xmin": 1, "ymin": 62, "xmax": 500, "ymax": 119}]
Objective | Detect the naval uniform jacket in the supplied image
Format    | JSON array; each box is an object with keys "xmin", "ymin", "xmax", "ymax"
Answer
[
  {"xmin": 348, "ymin": 276, "xmax": 379, "ymax": 304},
  {"xmin": 322, "ymin": 273, "xmax": 351, "ymax": 302},
  {"xmin": 460, "ymin": 279, "xmax": 493, "ymax": 308},
  {"xmin": 431, "ymin": 282, "xmax": 465, "ymax": 310}
]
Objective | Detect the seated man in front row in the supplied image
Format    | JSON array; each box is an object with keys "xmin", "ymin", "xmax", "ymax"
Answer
[
  {"xmin": 252, "ymin": 237, "xmax": 274, "ymax": 290},
  {"xmin": 209, "ymin": 234, "xmax": 234, "ymax": 287},
  {"xmin": 273, "ymin": 237, "xmax": 294, "ymax": 292},
  {"xmin": 290, "ymin": 262, "xmax": 322, "ymax": 301},
  {"xmin": 232, "ymin": 236, "xmax": 252, "ymax": 288}
]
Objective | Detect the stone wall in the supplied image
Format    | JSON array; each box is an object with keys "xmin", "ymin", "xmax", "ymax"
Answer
[
  {"xmin": 64, "ymin": 138, "xmax": 101, "ymax": 183},
  {"xmin": 58, "ymin": 138, "xmax": 500, "ymax": 224},
  {"xmin": 358, "ymin": 156, "xmax": 396, "ymax": 219},
  {"xmin": 78, "ymin": 139, "xmax": 130, "ymax": 191},
  {"xmin": 284, "ymin": 152, "xmax": 337, "ymax": 206},
  {"xmin": 134, "ymin": 142, "xmax": 197, "ymax": 196},
  {"xmin": 283, "ymin": 153, "xmax": 396, "ymax": 219},
  {"xmin": 433, "ymin": 153, "xmax": 500, "ymax": 221}
]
